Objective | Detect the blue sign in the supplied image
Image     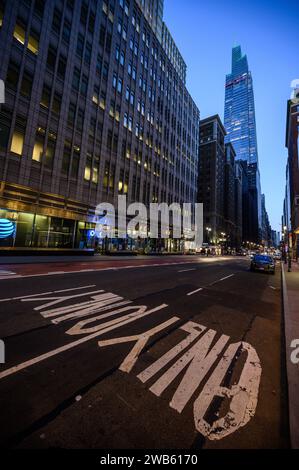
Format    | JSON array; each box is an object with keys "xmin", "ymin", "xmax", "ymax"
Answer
[
  {"xmin": 87, "ymin": 229, "xmax": 96, "ymax": 239},
  {"xmin": 0, "ymin": 219, "xmax": 15, "ymax": 239}
]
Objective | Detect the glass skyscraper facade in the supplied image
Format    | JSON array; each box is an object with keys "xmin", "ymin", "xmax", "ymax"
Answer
[
  {"xmin": 224, "ymin": 45, "xmax": 258, "ymax": 164},
  {"xmin": 224, "ymin": 45, "xmax": 262, "ymax": 241}
]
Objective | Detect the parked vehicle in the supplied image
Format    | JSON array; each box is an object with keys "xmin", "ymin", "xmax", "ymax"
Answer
[{"xmin": 250, "ymin": 254, "xmax": 275, "ymax": 274}]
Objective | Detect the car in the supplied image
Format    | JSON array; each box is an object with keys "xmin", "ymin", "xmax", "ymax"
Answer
[
  {"xmin": 236, "ymin": 249, "xmax": 247, "ymax": 256},
  {"xmin": 273, "ymin": 252, "xmax": 282, "ymax": 261},
  {"xmin": 250, "ymin": 254, "xmax": 275, "ymax": 274}
]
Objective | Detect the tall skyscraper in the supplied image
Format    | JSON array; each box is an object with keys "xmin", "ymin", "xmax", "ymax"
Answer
[
  {"xmin": 224, "ymin": 45, "xmax": 261, "ymax": 242},
  {"xmin": 224, "ymin": 45, "xmax": 258, "ymax": 164}
]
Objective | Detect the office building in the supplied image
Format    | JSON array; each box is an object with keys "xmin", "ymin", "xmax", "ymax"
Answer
[
  {"xmin": 198, "ymin": 115, "xmax": 226, "ymax": 245},
  {"xmin": 224, "ymin": 45, "xmax": 262, "ymax": 242},
  {"xmin": 224, "ymin": 142, "xmax": 238, "ymax": 247},
  {"xmin": 0, "ymin": 0, "xmax": 200, "ymax": 252},
  {"xmin": 283, "ymin": 83, "xmax": 299, "ymax": 258}
]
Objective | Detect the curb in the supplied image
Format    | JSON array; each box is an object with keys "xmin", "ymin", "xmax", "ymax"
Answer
[{"xmin": 281, "ymin": 263, "xmax": 299, "ymax": 448}]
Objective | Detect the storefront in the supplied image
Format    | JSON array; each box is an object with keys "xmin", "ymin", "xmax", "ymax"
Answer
[
  {"xmin": 0, "ymin": 208, "xmax": 197, "ymax": 255},
  {"xmin": 0, "ymin": 208, "xmax": 96, "ymax": 250}
]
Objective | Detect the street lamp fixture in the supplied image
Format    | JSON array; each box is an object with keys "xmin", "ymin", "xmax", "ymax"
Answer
[{"xmin": 206, "ymin": 227, "xmax": 212, "ymax": 245}]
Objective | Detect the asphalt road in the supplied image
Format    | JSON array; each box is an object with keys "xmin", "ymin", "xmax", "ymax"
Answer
[{"xmin": 0, "ymin": 256, "xmax": 289, "ymax": 449}]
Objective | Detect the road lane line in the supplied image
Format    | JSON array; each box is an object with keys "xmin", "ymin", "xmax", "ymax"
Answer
[
  {"xmin": 209, "ymin": 274, "xmax": 235, "ymax": 286},
  {"xmin": 0, "ymin": 332, "xmax": 114, "ymax": 380},
  {"xmin": 0, "ymin": 275, "xmax": 23, "ymax": 280},
  {"xmin": 219, "ymin": 274, "xmax": 235, "ymax": 282},
  {"xmin": 187, "ymin": 288, "xmax": 203, "ymax": 296},
  {"xmin": 22, "ymin": 290, "xmax": 104, "ymax": 310},
  {"xmin": 0, "ymin": 304, "xmax": 168, "ymax": 380},
  {"xmin": 0, "ymin": 259, "xmax": 237, "ymax": 280},
  {"xmin": 47, "ymin": 271, "xmax": 66, "ymax": 275},
  {"xmin": 178, "ymin": 269, "xmax": 196, "ymax": 273},
  {"xmin": 0, "ymin": 285, "xmax": 97, "ymax": 303},
  {"xmin": 55, "ymin": 286, "xmax": 96, "ymax": 294}
]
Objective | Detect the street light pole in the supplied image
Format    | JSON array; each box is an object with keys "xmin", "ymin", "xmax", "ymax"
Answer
[{"xmin": 206, "ymin": 227, "xmax": 212, "ymax": 245}]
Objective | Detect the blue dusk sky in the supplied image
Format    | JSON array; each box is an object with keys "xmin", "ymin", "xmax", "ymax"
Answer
[{"xmin": 164, "ymin": 0, "xmax": 298, "ymax": 233}]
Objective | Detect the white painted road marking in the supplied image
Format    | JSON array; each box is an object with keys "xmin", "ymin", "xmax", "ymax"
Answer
[
  {"xmin": 218, "ymin": 274, "xmax": 235, "ymax": 282},
  {"xmin": 178, "ymin": 269, "xmax": 196, "ymax": 273},
  {"xmin": 187, "ymin": 273, "xmax": 238, "ymax": 296},
  {"xmin": 0, "ymin": 329, "xmax": 120, "ymax": 380},
  {"xmin": 0, "ymin": 260, "xmax": 209, "ymax": 280},
  {"xmin": 22, "ymin": 290, "xmax": 105, "ymax": 311},
  {"xmin": 0, "ymin": 270, "xmax": 22, "ymax": 280},
  {"xmin": 187, "ymin": 288, "xmax": 203, "ymax": 296},
  {"xmin": 0, "ymin": 281, "xmax": 262, "ymax": 441},
  {"xmin": 46, "ymin": 271, "xmax": 66, "ymax": 275},
  {"xmin": 193, "ymin": 341, "xmax": 261, "ymax": 440},
  {"xmin": 0, "ymin": 285, "xmax": 96, "ymax": 303},
  {"xmin": 138, "ymin": 322, "xmax": 206, "ymax": 384},
  {"xmin": 209, "ymin": 274, "xmax": 235, "ymax": 286},
  {"xmin": 137, "ymin": 321, "xmax": 262, "ymax": 441},
  {"xmin": 0, "ymin": 299, "xmax": 168, "ymax": 380},
  {"xmin": 0, "ymin": 257, "xmax": 242, "ymax": 280},
  {"xmin": 99, "ymin": 317, "xmax": 180, "ymax": 373},
  {"xmin": 149, "ymin": 330, "xmax": 230, "ymax": 408},
  {"xmin": 66, "ymin": 303, "xmax": 168, "ymax": 336}
]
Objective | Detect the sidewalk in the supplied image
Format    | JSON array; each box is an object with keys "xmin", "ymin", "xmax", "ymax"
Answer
[{"xmin": 282, "ymin": 261, "xmax": 299, "ymax": 448}]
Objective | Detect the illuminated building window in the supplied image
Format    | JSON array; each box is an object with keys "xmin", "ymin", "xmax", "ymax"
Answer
[
  {"xmin": 0, "ymin": 3, "xmax": 4, "ymax": 28},
  {"xmin": 92, "ymin": 167, "xmax": 98, "ymax": 184},
  {"xmin": 28, "ymin": 33, "xmax": 39, "ymax": 54},
  {"xmin": 92, "ymin": 94, "xmax": 99, "ymax": 105},
  {"xmin": 99, "ymin": 92, "xmax": 106, "ymax": 110},
  {"xmin": 115, "ymin": 105, "xmax": 120, "ymax": 122},
  {"xmin": 124, "ymin": 172, "xmax": 129, "ymax": 194},
  {"xmin": 13, "ymin": 21, "xmax": 39, "ymax": 55},
  {"xmin": 32, "ymin": 136, "xmax": 44, "ymax": 162},
  {"xmin": 109, "ymin": 102, "xmax": 115, "ymax": 118},
  {"xmin": 84, "ymin": 163, "xmax": 91, "ymax": 181},
  {"xmin": 10, "ymin": 130, "xmax": 24, "ymax": 155},
  {"xmin": 13, "ymin": 23, "xmax": 26, "ymax": 45}
]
